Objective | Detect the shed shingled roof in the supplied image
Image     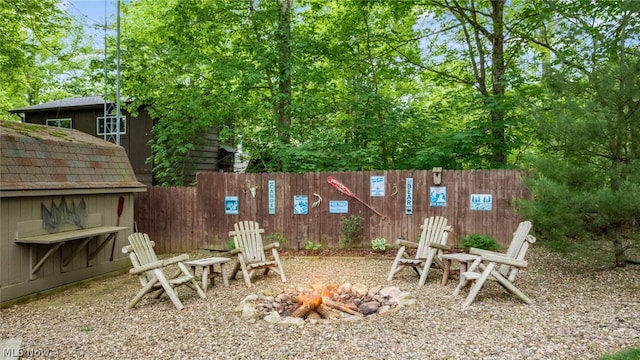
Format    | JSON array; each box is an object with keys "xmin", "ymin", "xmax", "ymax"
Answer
[{"xmin": 0, "ymin": 121, "xmax": 146, "ymax": 191}]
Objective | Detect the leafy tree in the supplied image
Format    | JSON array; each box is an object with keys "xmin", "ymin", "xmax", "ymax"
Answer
[
  {"xmin": 517, "ymin": 0, "xmax": 640, "ymax": 267},
  {"xmin": 405, "ymin": 0, "xmax": 540, "ymax": 168},
  {"xmin": 0, "ymin": 0, "xmax": 96, "ymax": 116}
]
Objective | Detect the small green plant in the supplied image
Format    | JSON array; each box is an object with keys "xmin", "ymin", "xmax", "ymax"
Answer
[
  {"xmin": 371, "ymin": 238, "xmax": 388, "ymax": 251},
  {"xmin": 339, "ymin": 215, "xmax": 364, "ymax": 248},
  {"xmin": 460, "ymin": 234, "xmax": 500, "ymax": 250},
  {"xmin": 80, "ymin": 325, "xmax": 93, "ymax": 332},
  {"xmin": 305, "ymin": 240, "xmax": 322, "ymax": 251},
  {"xmin": 267, "ymin": 232, "xmax": 287, "ymax": 246},
  {"xmin": 227, "ymin": 237, "xmax": 236, "ymax": 250}
]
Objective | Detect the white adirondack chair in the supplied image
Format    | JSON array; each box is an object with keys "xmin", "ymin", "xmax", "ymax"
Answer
[
  {"xmin": 123, "ymin": 233, "xmax": 205, "ymax": 310},
  {"xmin": 387, "ymin": 216, "xmax": 452, "ymax": 287},
  {"xmin": 227, "ymin": 221, "xmax": 286, "ymax": 288},
  {"xmin": 453, "ymin": 220, "xmax": 536, "ymax": 309}
]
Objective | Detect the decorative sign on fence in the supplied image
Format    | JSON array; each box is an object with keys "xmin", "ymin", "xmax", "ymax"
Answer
[
  {"xmin": 293, "ymin": 195, "xmax": 308, "ymax": 215},
  {"xmin": 405, "ymin": 178, "xmax": 413, "ymax": 214},
  {"xmin": 225, "ymin": 196, "xmax": 239, "ymax": 214},
  {"xmin": 470, "ymin": 194, "xmax": 492, "ymax": 211},
  {"xmin": 268, "ymin": 180, "xmax": 276, "ymax": 214},
  {"xmin": 430, "ymin": 186, "xmax": 447, "ymax": 207},
  {"xmin": 370, "ymin": 175, "xmax": 385, "ymax": 196},
  {"xmin": 329, "ymin": 200, "xmax": 348, "ymax": 213}
]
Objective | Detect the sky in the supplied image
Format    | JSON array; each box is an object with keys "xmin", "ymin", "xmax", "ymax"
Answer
[{"xmin": 60, "ymin": 0, "xmax": 119, "ymax": 47}]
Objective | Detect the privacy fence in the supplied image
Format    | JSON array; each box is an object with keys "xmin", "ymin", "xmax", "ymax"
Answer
[{"xmin": 133, "ymin": 170, "xmax": 531, "ymax": 253}]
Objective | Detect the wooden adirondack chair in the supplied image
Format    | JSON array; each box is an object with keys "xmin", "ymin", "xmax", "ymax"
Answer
[
  {"xmin": 227, "ymin": 221, "xmax": 286, "ymax": 288},
  {"xmin": 387, "ymin": 216, "xmax": 452, "ymax": 287},
  {"xmin": 123, "ymin": 233, "xmax": 205, "ymax": 310},
  {"xmin": 453, "ymin": 220, "xmax": 536, "ymax": 309}
]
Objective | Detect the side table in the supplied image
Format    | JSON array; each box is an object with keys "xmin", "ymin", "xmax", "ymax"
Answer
[
  {"xmin": 440, "ymin": 253, "xmax": 478, "ymax": 286},
  {"xmin": 184, "ymin": 257, "xmax": 231, "ymax": 291}
]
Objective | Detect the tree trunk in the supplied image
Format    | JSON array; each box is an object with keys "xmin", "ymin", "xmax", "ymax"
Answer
[
  {"xmin": 613, "ymin": 231, "xmax": 627, "ymax": 268},
  {"xmin": 489, "ymin": 0, "xmax": 507, "ymax": 166},
  {"xmin": 276, "ymin": 0, "xmax": 292, "ymax": 147}
]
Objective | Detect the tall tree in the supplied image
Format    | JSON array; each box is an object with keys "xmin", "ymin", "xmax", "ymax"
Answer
[
  {"xmin": 518, "ymin": 0, "xmax": 640, "ymax": 267},
  {"xmin": 0, "ymin": 0, "xmax": 95, "ymax": 116},
  {"xmin": 408, "ymin": 0, "xmax": 533, "ymax": 167}
]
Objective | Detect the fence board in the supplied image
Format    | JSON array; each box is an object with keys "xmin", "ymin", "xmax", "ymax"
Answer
[{"xmin": 134, "ymin": 170, "xmax": 531, "ymax": 253}]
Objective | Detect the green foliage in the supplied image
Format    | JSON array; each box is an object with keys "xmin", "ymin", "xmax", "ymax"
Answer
[
  {"xmin": 339, "ymin": 215, "xmax": 364, "ymax": 249},
  {"xmin": 0, "ymin": 0, "xmax": 96, "ymax": 115},
  {"xmin": 227, "ymin": 238, "xmax": 236, "ymax": 251},
  {"xmin": 460, "ymin": 234, "xmax": 500, "ymax": 251},
  {"xmin": 80, "ymin": 325, "xmax": 93, "ymax": 333},
  {"xmin": 304, "ymin": 241, "xmax": 322, "ymax": 251},
  {"xmin": 371, "ymin": 238, "xmax": 388, "ymax": 251},
  {"xmin": 266, "ymin": 232, "xmax": 287, "ymax": 246},
  {"xmin": 601, "ymin": 347, "xmax": 640, "ymax": 360}
]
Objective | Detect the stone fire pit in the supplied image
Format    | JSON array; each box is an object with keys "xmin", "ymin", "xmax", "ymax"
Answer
[{"xmin": 235, "ymin": 282, "xmax": 415, "ymax": 326}]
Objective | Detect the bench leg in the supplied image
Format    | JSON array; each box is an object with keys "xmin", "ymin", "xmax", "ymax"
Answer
[
  {"xmin": 220, "ymin": 263, "xmax": 229, "ymax": 286},
  {"xmin": 201, "ymin": 266, "xmax": 209, "ymax": 292}
]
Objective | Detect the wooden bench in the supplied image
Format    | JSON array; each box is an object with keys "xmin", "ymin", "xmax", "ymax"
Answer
[{"xmin": 14, "ymin": 214, "xmax": 127, "ymax": 279}]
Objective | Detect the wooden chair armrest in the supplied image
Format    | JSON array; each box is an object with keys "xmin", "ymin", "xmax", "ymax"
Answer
[
  {"xmin": 469, "ymin": 248, "xmax": 504, "ymax": 257},
  {"xmin": 396, "ymin": 239, "xmax": 418, "ymax": 248},
  {"xmin": 264, "ymin": 242, "xmax": 280, "ymax": 251},
  {"xmin": 429, "ymin": 243, "xmax": 451, "ymax": 251},
  {"xmin": 470, "ymin": 248, "xmax": 528, "ymax": 268},
  {"xmin": 129, "ymin": 254, "xmax": 190, "ymax": 275},
  {"xmin": 221, "ymin": 248, "xmax": 242, "ymax": 256}
]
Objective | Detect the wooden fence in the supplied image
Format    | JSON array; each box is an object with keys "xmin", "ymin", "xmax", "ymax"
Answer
[{"xmin": 134, "ymin": 170, "xmax": 531, "ymax": 253}]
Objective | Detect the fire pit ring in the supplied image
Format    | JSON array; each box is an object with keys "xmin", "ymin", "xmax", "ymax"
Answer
[{"xmin": 234, "ymin": 282, "xmax": 415, "ymax": 326}]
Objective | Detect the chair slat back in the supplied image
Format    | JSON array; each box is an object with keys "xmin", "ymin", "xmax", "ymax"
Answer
[
  {"xmin": 231, "ymin": 221, "xmax": 266, "ymax": 263},
  {"xmin": 128, "ymin": 232, "xmax": 159, "ymax": 266},
  {"xmin": 416, "ymin": 216, "xmax": 449, "ymax": 259},
  {"xmin": 498, "ymin": 221, "xmax": 534, "ymax": 279}
]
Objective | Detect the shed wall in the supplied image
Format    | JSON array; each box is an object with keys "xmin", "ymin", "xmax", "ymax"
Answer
[{"xmin": 0, "ymin": 192, "xmax": 135, "ymax": 304}]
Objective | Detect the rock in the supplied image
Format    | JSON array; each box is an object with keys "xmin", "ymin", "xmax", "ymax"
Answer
[
  {"xmin": 358, "ymin": 301, "xmax": 380, "ymax": 315},
  {"xmin": 241, "ymin": 294, "xmax": 259, "ymax": 303},
  {"xmin": 351, "ymin": 283, "xmax": 368, "ymax": 297},
  {"xmin": 263, "ymin": 311, "xmax": 281, "ymax": 324}
]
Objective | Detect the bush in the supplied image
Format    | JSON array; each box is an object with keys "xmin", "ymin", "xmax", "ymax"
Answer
[
  {"xmin": 304, "ymin": 241, "xmax": 322, "ymax": 251},
  {"xmin": 460, "ymin": 234, "xmax": 500, "ymax": 250},
  {"xmin": 371, "ymin": 238, "xmax": 388, "ymax": 251},
  {"xmin": 339, "ymin": 215, "xmax": 363, "ymax": 248}
]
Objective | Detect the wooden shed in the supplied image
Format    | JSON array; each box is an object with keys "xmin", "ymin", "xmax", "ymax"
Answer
[
  {"xmin": 0, "ymin": 120, "xmax": 146, "ymax": 305},
  {"xmin": 9, "ymin": 96, "xmax": 237, "ymax": 186}
]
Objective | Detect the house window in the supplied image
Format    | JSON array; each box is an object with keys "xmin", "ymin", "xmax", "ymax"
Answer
[
  {"xmin": 46, "ymin": 118, "xmax": 72, "ymax": 128},
  {"xmin": 97, "ymin": 116, "xmax": 126, "ymax": 135}
]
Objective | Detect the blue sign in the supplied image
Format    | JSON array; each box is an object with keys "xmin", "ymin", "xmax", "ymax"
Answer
[
  {"xmin": 470, "ymin": 194, "xmax": 492, "ymax": 211},
  {"xmin": 405, "ymin": 178, "xmax": 413, "ymax": 214},
  {"xmin": 294, "ymin": 195, "xmax": 308, "ymax": 215},
  {"xmin": 268, "ymin": 180, "xmax": 276, "ymax": 214},
  {"xmin": 329, "ymin": 200, "xmax": 349, "ymax": 213},
  {"xmin": 225, "ymin": 196, "xmax": 239, "ymax": 215},
  {"xmin": 370, "ymin": 175, "xmax": 385, "ymax": 196},
  {"xmin": 430, "ymin": 187, "xmax": 447, "ymax": 207}
]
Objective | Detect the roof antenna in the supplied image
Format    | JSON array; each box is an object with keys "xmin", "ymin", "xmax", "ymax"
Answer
[
  {"xmin": 115, "ymin": 0, "xmax": 121, "ymax": 145},
  {"xmin": 103, "ymin": 0, "xmax": 108, "ymax": 141}
]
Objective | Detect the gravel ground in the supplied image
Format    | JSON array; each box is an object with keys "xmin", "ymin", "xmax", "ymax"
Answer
[{"xmin": 1, "ymin": 247, "xmax": 639, "ymax": 359}]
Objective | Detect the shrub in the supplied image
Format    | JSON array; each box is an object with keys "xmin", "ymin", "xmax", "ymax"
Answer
[
  {"xmin": 339, "ymin": 215, "xmax": 363, "ymax": 248},
  {"xmin": 371, "ymin": 238, "xmax": 388, "ymax": 251},
  {"xmin": 460, "ymin": 234, "xmax": 500, "ymax": 250},
  {"xmin": 227, "ymin": 237, "xmax": 236, "ymax": 250},
  {"xmin": 266, "ymin": 232, "xmax": 287, "ymax": 246},
  {"xmin": 304, "ymin": 241, "xmax": 322, "ymax": 251}
]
